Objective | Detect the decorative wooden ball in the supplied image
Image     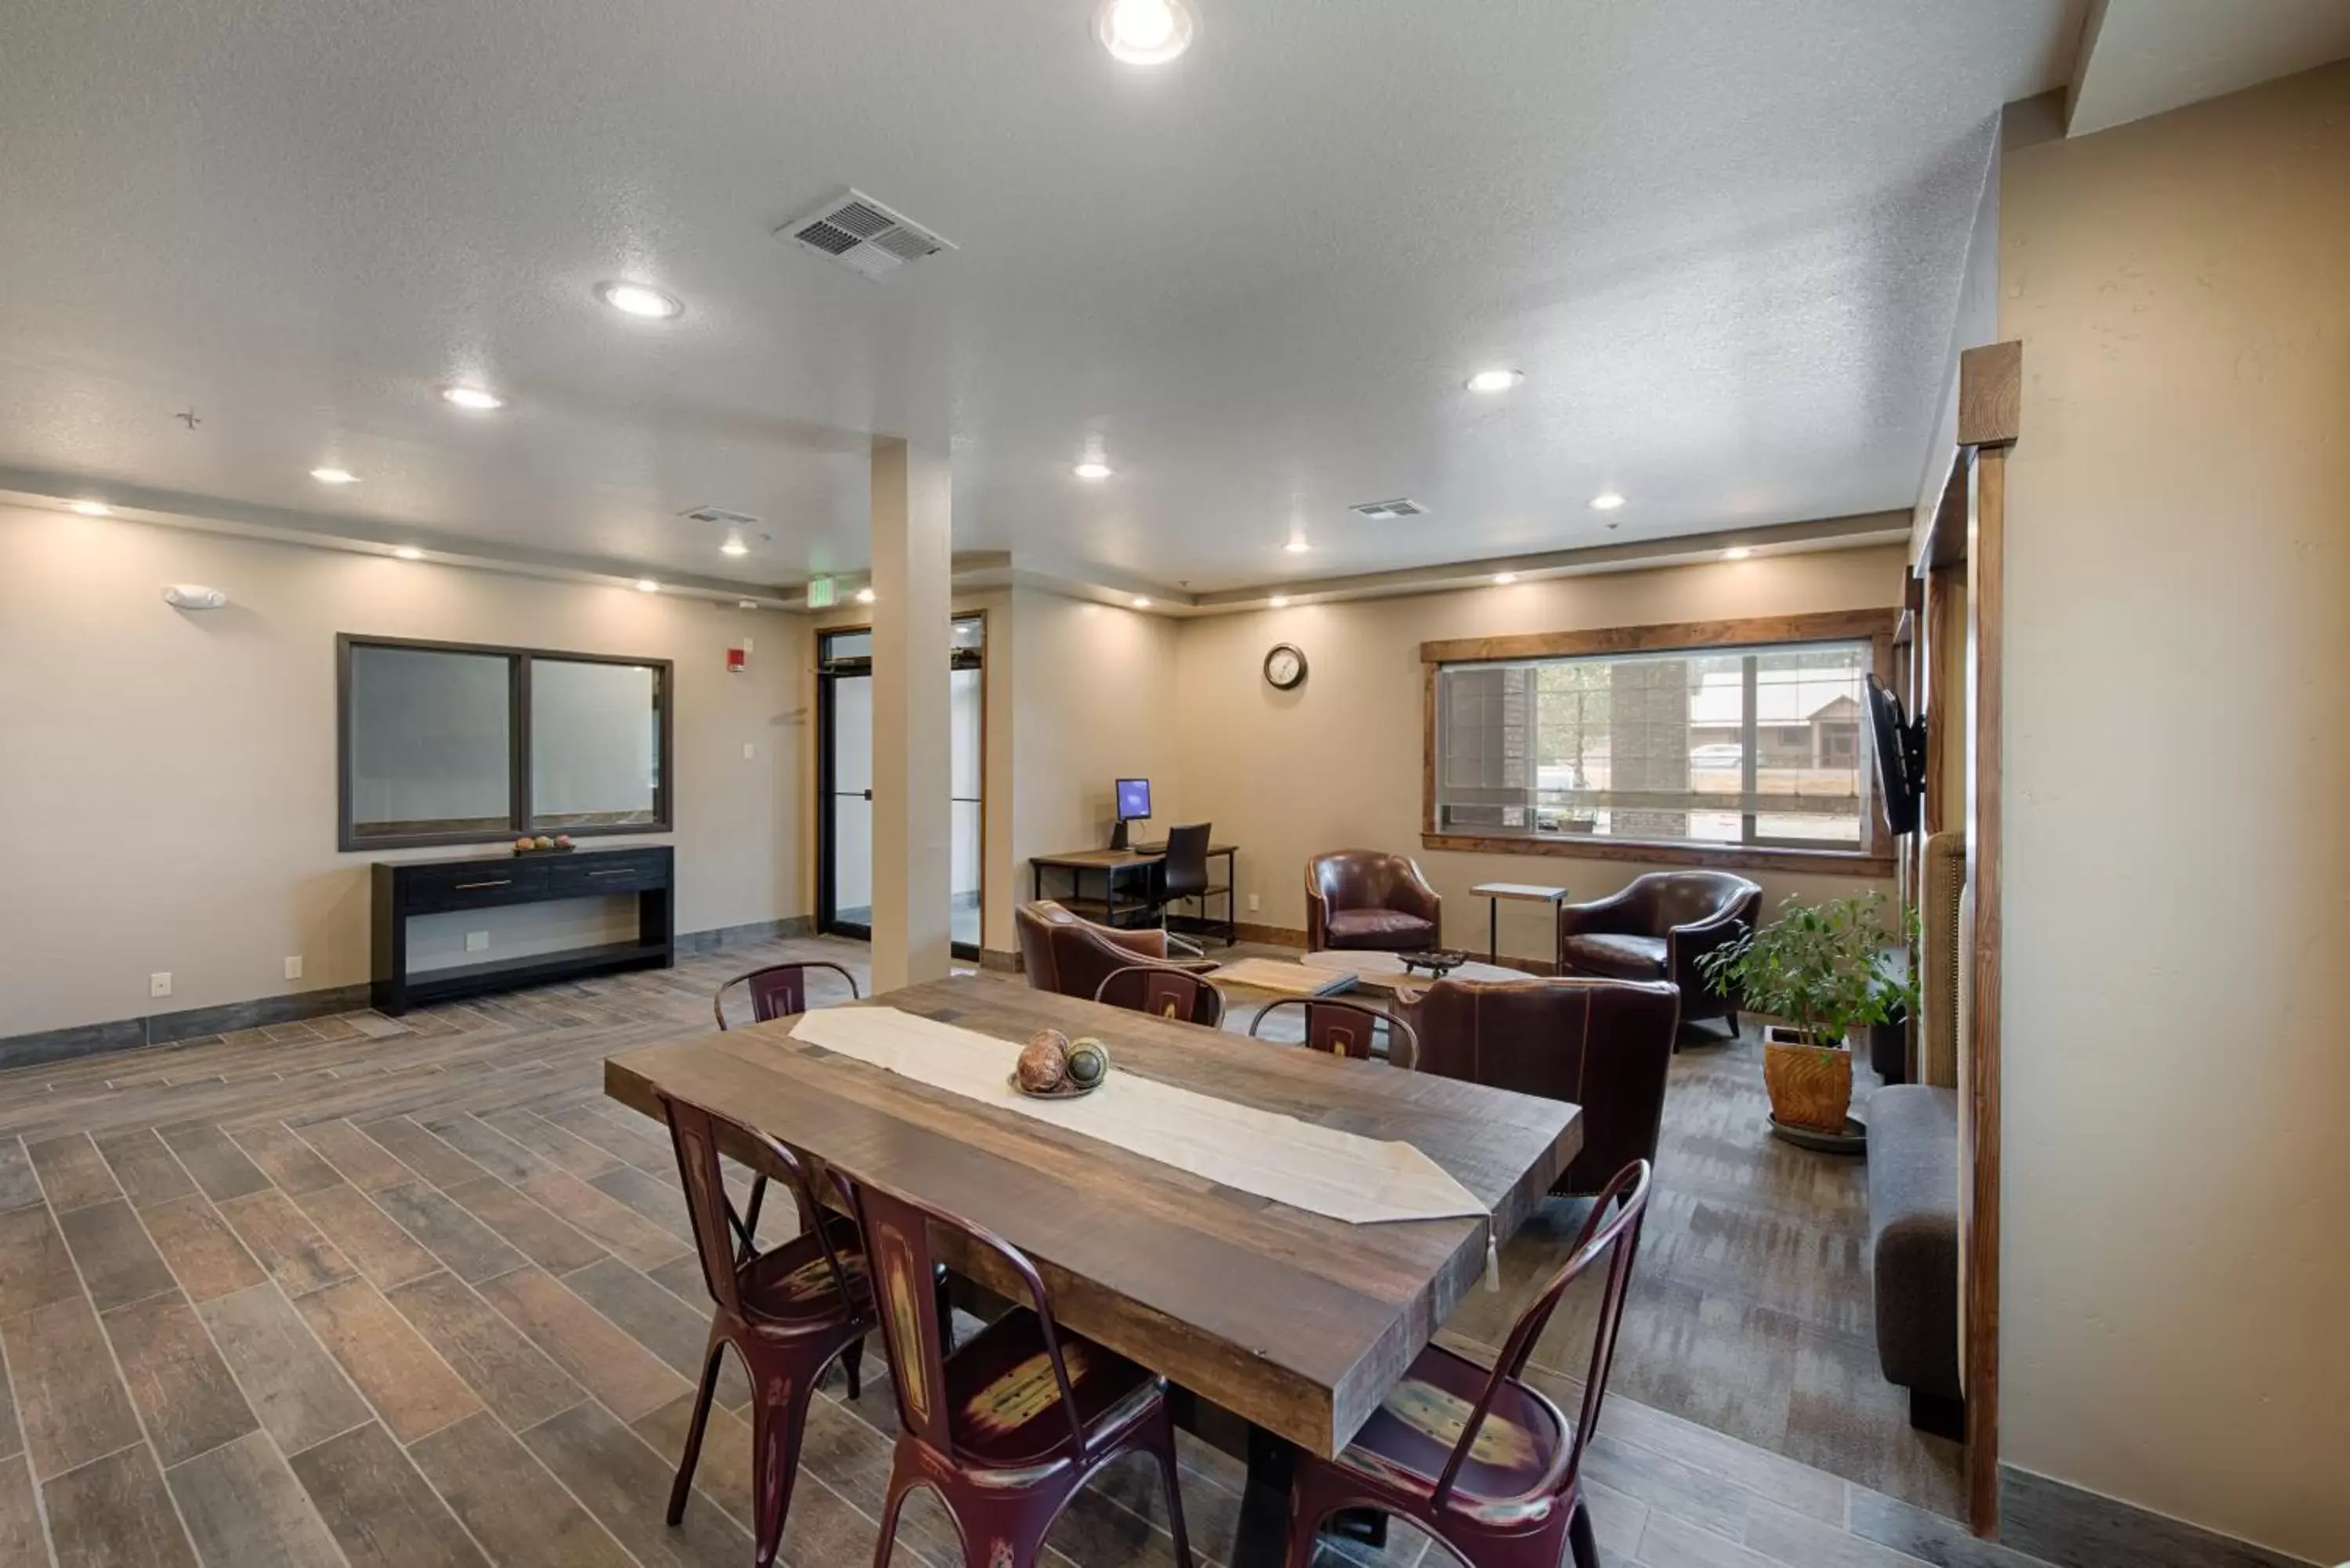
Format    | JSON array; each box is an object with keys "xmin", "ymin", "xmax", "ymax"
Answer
[
  {"xmin": 1016, "ymin": 1031, "xmax": 1070, "ymax": 1092},
  {"xmin": 1064, "ymin": 1038, "xmax": 1110, "ymax": 1088}
]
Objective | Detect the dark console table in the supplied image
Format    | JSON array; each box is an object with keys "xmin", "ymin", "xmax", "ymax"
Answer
[{"xmin": 371, "ymin": 846, "xmax": 674, "ymax": 1015}]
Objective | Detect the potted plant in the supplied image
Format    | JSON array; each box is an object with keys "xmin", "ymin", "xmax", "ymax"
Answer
[{"xmin": 1697, "ymin": 892, "xmax": 1911, "ymax": 1134}]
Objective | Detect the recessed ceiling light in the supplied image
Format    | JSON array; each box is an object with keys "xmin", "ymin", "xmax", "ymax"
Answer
[
  {"xmin": 310, "ymin": 467, "xmax": 359, "ymax": 486},
  {"xmin": 441, "ymin": 385, "xmax": 506, "ymax": 412},
  {"xmin": 1723, "ymin": 547, "xmax": 1752, "ymax": 561},
  {"xmin": 68, "ymin": 499, "xmax": 110, "ymax": 517},
  {"xmin": 1493, "ymin": 573, "xmax": 1519, "ymax": 585},
  {"xmin": 855, "ymin": 586, "xmax": 877, "ymax": 605},
  {"xmin": 1131, "ymin": 595, "xmax": 1152, "ymax": 609},
  {"xmin": 1589, "ymin": 491, "xmax": 1625, "ymax": 511},
  {"xmin": 720, "ymin": 535, "xmax": 750, "ymax": 558},
  {"xmin": 394, "ymin": 546, "xmax": 424, "ymax": 561},
  {"xmin": 635, "ymin": 579, "xmax": 659, "ymax": 593},
  {"xmin": 1074, "ymin": 461, "xmax": 1113, "ymax": 481},
  {"xmin": 1466, "ymin": 369, "xmax": 1523, "ymax": 394},
  {"xmin": 1268, "ymin": 594, "xmax": 1290, "ymax": 609},
  {"xmin": 1096, "ymin": 0, "xmax": 1195, "ymax": 65},
  {"xmin": 596, "ymin": 281, "xmax": 684, "ymax": 320},
  {"xmin": 737, "ymin": 599, "xmax": 758, "ymax": 610},
  {"xmin": 1284, "ymin": 538, "xmax": 1311, "ymax": 555}
]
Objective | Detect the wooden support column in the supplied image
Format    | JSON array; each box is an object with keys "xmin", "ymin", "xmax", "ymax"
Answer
[
  {"xmin": 1958, "ymin": 339, "xmax": 2018, "ymax": 1537},
  {"xmin": 869, "ymin": 436, "xmax": 954, "ymax": 993}
]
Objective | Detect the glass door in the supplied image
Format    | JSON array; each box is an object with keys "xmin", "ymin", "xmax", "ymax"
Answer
[
  {"xmin": 816, "ymin": 618, "xmax": 986, "ymax": 956},
  {"xmin": 818, "ymin": 630, "xmax": 873, "ymax": 940}
]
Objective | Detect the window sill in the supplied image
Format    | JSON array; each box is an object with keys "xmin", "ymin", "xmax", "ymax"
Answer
[{"xmin": 1420, "ymin": 833, "xmax": 1895, "ymax": 878}]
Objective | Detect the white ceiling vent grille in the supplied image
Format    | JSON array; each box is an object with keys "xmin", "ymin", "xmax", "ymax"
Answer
[
  {"xmin": 681, "ymin": 505, "xmax": 761, "ymax": 528},
  {"xmin": 1350, "ymin": 497, "xmax": 1426, "ymax": 521},
  {"xmin": 778, "ymin": 189, "xmax": 956, "ymax": 281}
]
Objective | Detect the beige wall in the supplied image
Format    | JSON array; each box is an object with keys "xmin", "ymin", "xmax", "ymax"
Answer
[
  {"xmin": 1171, "ymin": 544, "xmax": 1907, "ymax": 963},
  {"xmin": 1010, "ymin": 587, "xmax": 1186, "ymax": 894},
  {"xmin": 0, "ymin": 506, "xmax": 808, "ymax": 1036},
  {"xmin": 1998, "ymin": 62, "xmax": 2350, "ymax": 1563}
]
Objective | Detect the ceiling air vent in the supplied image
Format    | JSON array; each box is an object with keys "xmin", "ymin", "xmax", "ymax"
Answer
[
  {"xmin": 778, "ymin": 188, "xmax": 956, "ymax": 282},
  {"xmin": 1350, "ymin": 497, "xmax": 1426, "ymax": 521},
  {"xmin": 681, "ymin": 506, "xmax": 761, "ymax": 529}
]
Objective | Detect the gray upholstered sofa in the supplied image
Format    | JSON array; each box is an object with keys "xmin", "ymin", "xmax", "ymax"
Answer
[{"xmin": 1867, "ymin": 1085, "xmax": 1963, "ymax": 1436}]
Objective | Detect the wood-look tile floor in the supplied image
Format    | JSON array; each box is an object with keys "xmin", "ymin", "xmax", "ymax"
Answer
[{"xmin": 0, "ymin": 936, "xmax": 2027, "ymax": 1568}]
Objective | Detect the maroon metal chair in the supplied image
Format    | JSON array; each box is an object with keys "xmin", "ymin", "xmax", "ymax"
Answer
[
  {"xmin": 658, "ymin": 1092, "xmax": 876, "ymax": 1568},
  {"xmin": 713, "ymin": 959, "xmax": 860, "ymax": 1029},
  {"xmin": 1246, "ymin": 996, "xmax": 1419, "ymax": 1068},
  {"xmin": 1095, "ymin": 963, "xmax": 1226, "ymax": 1028},
  {"xmin": 854, "ymin": 1177, "xmax": 1194, "ymax": 1568},
  {"xmin": 1279, "ymin": 1160, "xmax": 1654, "ymax": 1568}
]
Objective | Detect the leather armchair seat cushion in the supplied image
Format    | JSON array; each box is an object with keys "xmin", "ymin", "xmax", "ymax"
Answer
[
  {"xmin": 1324, "ymin": 909, "xmax": 1439, "ymax": 950},
  {"xmin": 1559, "ymin": 932, "xmax": 1668, "ymax": 979}
]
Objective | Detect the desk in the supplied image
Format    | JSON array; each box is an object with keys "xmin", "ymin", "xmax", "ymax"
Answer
[
  {"xmin": 1031, "ymin": 841, "xmax": 1238, "ymax": 944},
  {"xmin": 603, "ymin": 975, "xmax": 1576, "ymax": 1460}
]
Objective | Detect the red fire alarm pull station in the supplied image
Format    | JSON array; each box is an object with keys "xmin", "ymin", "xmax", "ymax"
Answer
[{"xmin": 727, "ymin": 647, "xmax": 748, "ymax": 674}]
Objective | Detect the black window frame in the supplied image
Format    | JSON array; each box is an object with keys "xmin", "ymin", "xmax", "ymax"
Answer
[{"xmin": 336, "ymin": 633, "xmax": 674, "ymax": 852}]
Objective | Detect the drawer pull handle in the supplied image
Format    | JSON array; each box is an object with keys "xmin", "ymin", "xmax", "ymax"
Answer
[
  {"xmin": 588, "ymin": 869, "xmax": 634, "ymax": 877},
  {"xmin": 454, "ymin": 878, "xmax": 512, "ymax": 891}
]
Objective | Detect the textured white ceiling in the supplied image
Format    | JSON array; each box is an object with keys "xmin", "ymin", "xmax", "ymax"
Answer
[
  {"xmin": 2068, "ymin": 0, "xmax": 2350, "ymax": 137},
  {"xmin": 0, "ymin": 0, "xmax": 2085, "ymax": 592}
]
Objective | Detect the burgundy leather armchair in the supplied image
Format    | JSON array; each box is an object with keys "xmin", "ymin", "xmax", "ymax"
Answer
[
  {"xmin": 1014, "ymin": 900, "xmax": 1212, "ymax": 1003},
  {"xmin": 1556, "ymin": 871, "xmax": 1760, "ymax": 1038},
  {"xmin": 1395, "ymin": 976, "xmax": 1680, "ymax": 1195},
  {"xmin": 1304, "ymin": 851, "xmax": 1442, "ymax": 952}
]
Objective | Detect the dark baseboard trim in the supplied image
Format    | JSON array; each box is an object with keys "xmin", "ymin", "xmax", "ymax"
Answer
[
  {"xmin": 676, "ymin": 916, "xmax": 815, "ymax": 956},
  {"xmin": 2, "ymin": 913, "xmax": 822, "ymax": 1075},
  {"xmin": 1998, "ymin": 1465, "xmax": 2319, "ymax": 1568},
  {"xmin": 0, "ymin": 983, "xmax": 375, "ymax": 1075}
]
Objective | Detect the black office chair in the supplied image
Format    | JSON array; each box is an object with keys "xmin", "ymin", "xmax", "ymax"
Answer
[{"xmin": 1152, "ymin": 822, "xmax": 1234, "ymax": 946}]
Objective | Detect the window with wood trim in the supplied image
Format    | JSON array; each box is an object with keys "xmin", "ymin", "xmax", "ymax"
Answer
[{"xmin": 1430, "ymin": 634, "xmax": 1878, "ymax": 856}]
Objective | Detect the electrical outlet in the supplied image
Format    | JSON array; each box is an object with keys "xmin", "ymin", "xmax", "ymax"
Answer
[
  {"xmin": 284, "ymin": 956, "xmax": 303, "ymax": 981},
  {"xmin": 743, "ymin": 742, "xmax": 755, "ymax": 760},
  {"xmin": 465, "ymin": 931, "xmax": 490, "ymax": 952},
  {"xmin": 150, "ymin": 971, "xmax": 172, "ymax": 998},
  {"xmin": 1248, "ymin": 893, "xmax": 1261, "ymax": 912}
]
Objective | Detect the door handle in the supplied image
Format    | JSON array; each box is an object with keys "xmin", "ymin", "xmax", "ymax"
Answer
[{"xmin": 862, "ymin": 789, "xmax": 873, "ymax": 801}]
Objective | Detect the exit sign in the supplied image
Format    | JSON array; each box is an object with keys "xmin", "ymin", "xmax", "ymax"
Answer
[{"xmin": 806, "ymin": 576, "xmax": 837, "ymax": 609}]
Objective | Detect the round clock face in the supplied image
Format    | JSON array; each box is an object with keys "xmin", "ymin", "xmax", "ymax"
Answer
[{"xmin": 1264, "ymin": 643, "xmax": 1307, "ymax": 691}]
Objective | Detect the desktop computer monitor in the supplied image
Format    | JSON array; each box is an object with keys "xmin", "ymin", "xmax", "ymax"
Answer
[{"xmin": 1112, "ymin": 777, "xmax": 1152, "ymax": 849}]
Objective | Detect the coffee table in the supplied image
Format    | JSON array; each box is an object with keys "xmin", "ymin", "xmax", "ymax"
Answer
[{"xmin": 1299, "ymin": 949, "xmax": 1535, "ymax": 995}]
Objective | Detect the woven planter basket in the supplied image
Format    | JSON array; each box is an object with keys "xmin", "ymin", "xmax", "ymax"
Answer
[{"xmin": 1762, "ymin": 1027, "xmax": 1853, "ymax": 1133}]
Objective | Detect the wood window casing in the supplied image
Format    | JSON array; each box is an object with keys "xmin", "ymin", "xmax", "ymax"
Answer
[{"xmin": 1419, "ymin": 609, "xmax": 1900, "ymax": 876}]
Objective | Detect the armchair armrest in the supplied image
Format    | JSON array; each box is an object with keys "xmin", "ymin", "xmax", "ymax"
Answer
[
  {"xmin": 1664, "ymin": 893, "xmax": 1759, "ymax": 998},
  {"xmin": 1558, "ymin": 883, "xmax": 1643, "ymax": 939},
  {"xmin": 1394, "ymin": 861, "xmax": 1443, "ymax": 926}
]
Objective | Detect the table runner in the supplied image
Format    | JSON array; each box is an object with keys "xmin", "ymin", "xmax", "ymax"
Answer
[{"xmin": 786, "ymin": 1006, "xmax": 1486, "ymax": 1227}]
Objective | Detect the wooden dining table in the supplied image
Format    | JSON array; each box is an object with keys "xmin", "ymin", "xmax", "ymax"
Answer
[{"xmin": 602, "ymin": 974, "xmax": 1580, "ymax": 1520}]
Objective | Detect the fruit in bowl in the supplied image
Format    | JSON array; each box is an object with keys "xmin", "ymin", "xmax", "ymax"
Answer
[
  {"xmin": 513, "ymin": 836, "xmax": 536, "ymax": 852},
  {"xmin": 554, "ymin": 834, "xmax": 574, "ymax": 849},
  {"xmin": 533, "ymin": 835, "xmax": 555, "ymax": 851}
]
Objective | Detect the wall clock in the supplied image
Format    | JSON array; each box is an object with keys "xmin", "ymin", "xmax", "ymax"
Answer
[{"xmin": 1263, "ymin": 642, "xmax": 1308, "ymax": 691}]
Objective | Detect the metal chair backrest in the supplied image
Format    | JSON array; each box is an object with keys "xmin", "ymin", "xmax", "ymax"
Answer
[
  {"xmin": 1430, "ymin": 1158, "xmax": 1654, "ymax": 1510},
  {"xmin": 1094, "ymin": 963, "xmax": 1226, "ymax": 1028},
  {"xmin": 848, "ymin": 1176, "xmax": 1094, "ymax": 1463},
  {"xmin": 1246, "ymin": 996, "xmax": 1416, "ymax": 1067},
  {"xmin": 656, "ymin": 1091, "xmax": 855, "ymax": 1322},
  {"xmin": 713, "ymin": 961, "xmax": 860, "ymax": 1029}
]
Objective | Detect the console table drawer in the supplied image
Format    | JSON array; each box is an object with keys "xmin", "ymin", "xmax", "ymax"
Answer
[
  {"xmin": 402, "ymin": 862, "xmax": 549, "ymax": 912},
  {"xmin": 548, "ymin": 854, "xmax": 669, "ymax": 898}
]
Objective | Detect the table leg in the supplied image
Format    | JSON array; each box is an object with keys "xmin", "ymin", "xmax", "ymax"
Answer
[{"xmin": 1489, "ymin": 898, "xmax": 1500, "ymax": 964}]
